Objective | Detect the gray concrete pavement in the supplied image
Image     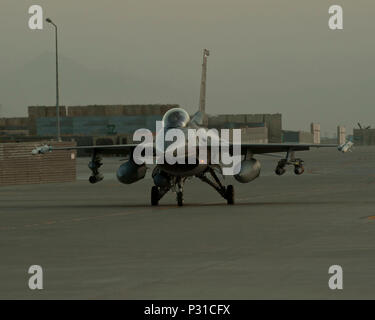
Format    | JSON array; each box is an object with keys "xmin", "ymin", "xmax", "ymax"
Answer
[{"xmin": 1, "ymin": 147, "xmax": 375, "ymax": 299}]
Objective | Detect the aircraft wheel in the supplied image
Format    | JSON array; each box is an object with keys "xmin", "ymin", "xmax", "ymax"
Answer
[
  {"xmin": 89, "ymin": 176, "xmax": 97, "ymax": 184},
  {"xmin": 294, "ymin": 166, "xmax": 304, "ymax": 175},
  {"xmin": 275, "ymin": 166, "xmax": 286, "ymax": 176},
  {"xmin": 177, "ymin": 192, "xmax": 184, "ymax": 207},
  {"xmin": 151, "ymin": 186, "xmax": 159, "ymax": 206},
  {"xmin": 225, "ymin": 185, "xmax": 235, "ymax": 205}
]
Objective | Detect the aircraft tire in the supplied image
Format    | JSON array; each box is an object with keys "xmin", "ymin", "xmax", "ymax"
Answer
[
  {"xmin": 151, "ymin": 186, "xmax": 159, "ymax": 206},
  {"xmin": 294, "ymin": 166, "xmax": 304, "ymax": 175},
  {"xmin": 177, "ymin": 192, "xmax": 183, "ymax": 207},
  {"xmin": 275, "ymin": 166, "xmax": 286, "ymax": 176},
  {"xmin": 226, "ymin": 185, "xmax": 234, "ymax": 205}
]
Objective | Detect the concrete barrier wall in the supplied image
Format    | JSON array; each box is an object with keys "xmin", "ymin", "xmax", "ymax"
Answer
[
  {"xmin": 36, "ymin": 115, "xmax": 163, "ymax": 136},
  {"xmin": 226, "ymin": 127, "xmax": 268, "ymax": 144},
  {"xmin": 28, "ymin": 106, "xmax": 67, "ymax": 135},
  {"xmin": 0, "ymin": 117, "xmax": 29, "ymax": 129},
  {"xmin": 67, "ymin": 104, "xmax": 177, "ymax": 117},
  {"xmin": 28, "ymin": 106, "xmax": 67, "ymax": 118},
  {"xmin": 208, "ymin": 113, "xmax": 282, "ymax": 143},
  {"xmin": 0, "ymin": 117, "xmax": 30, "ymax": 136},
  {"xmin": 241, "ymin": 127, "xmax": 268, "ymax": 143},
  {"xmin": 0, "ymin": 141, "xmax": 76, "ymax": 186},
  {"xmin": 299, "ymin": 131, "xmax": 314, "ymax": 144},
  {"xmin": 283, "ymin": 130, "xmax": 313, "ymax": 143},
  {"xmin": 353, "ymin": 129, "xmax": 375, "ymax": 145},
  {"xmin": 310, "ymin": 123, "xmax": 321, "ymax": 144},
  {"xmin": 282, "ymin": 130, "xmax": 299, "ymax": 142},
  {"xmin": 337, "ymin": 126, "xmax": 346, "ymax": 145},
  {"xmin": 28, "ymin": 105, "xmax": 176, "ymax": 135},
  {"xmin": 264, "ymin": 114, "xmax": 282, "ymax": 143}
]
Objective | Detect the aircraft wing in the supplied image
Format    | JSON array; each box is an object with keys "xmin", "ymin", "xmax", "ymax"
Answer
[
  {"xmin": 236, "ymin": 143, "xmax": 339, "ymax": 155},
  {"xmin": 32, "ymin": 144, "xmax": 140, "ymax": 155},
  {"xmin": 32, "ymin": 142, "xmax": 342, "ymax": 157}
]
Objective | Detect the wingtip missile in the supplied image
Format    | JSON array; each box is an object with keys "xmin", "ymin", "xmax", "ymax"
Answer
[
  {"xmin": 31, "ymin": 145, "xmax": 52, "ymax": 155},
  {"xmin": 338, "ymin": 141, "xmax": 354, "ymax": 153}
]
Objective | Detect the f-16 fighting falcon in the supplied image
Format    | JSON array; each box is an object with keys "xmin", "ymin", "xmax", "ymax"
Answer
[{"xmin": 32, "ymin": 49, "xmax": 351, "ymax": 206}]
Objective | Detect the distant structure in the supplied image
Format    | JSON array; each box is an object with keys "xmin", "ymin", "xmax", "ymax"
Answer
[
  {"xmin": 0, "ymin": 104, "xmax": 177, "ymax": 147},
  {"xmin": 0, "ymin": 117, "xmax": 29, "ymax": 136},
  {"xmin": 353, "ymin": 123, "xmax": 375, "ymax": 145},
  {"xmin": 0, "ymin": 105, "xmax": 282, "ymax": 145},
  {"xmin": 28, "ymin": 104, "xmax": 177, "ymax": 137},
  {"xmin": 310, "ymin": 123, "xmax": 321, "ymax": 144},
  {"xmin": 1, "ymin": 104, "xmax": 354, "ymax": 147},
  {"xmin": 337, "ymin": 126, "xmax": 346, "ymax": 145},
  {"xmin": 282, "ymin": 130, "xmax": 313, "ymax": 144},
  {"xmin": 208, "ymin": 113, "xmax": 281, "ymax": 143},
  {"xmin": 0, "ymin": 141, "xmax": 76, "ymax": 185}
]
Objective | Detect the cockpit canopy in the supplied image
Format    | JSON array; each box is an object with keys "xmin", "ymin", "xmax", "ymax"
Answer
[{"xmin": 162, "ymin": 108, "xmax": 190, "ymax": 129}]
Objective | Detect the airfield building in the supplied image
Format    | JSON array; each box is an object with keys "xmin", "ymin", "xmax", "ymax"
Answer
[
  {"xmin": 353, "ymin": 128, "xmax": 375, "ymax": 145},
  {"xmin": 207, "ymin": 113, "xmax": 282, "ymax": 143}
]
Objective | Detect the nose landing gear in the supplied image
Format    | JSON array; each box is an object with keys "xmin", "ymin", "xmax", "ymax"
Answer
[
  {"xmin": 177, "ymin": 191, "xmax": 184, "ymax": 206},
  {"xmin": 151, "ymin": 176, "xmax": 184, "ymax": 206},
  {"xmin": 175, "ymin": 178, "xmax": 184, "ymax": 206},
  {"xmin": 150, "ymin": 168, "xmax": 235, "ymax": 206}
]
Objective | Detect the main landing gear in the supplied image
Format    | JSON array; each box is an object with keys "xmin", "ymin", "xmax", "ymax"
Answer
[
  {"xmin": 275, "ymin": 150, "xmax": 305, "ymax": 176},
  {"xmin": 88, "ymin": 151, "xmax": 104, "ymax": 183},
  {"xmin": 151, "ymin": 168, "xmax": 235, "ymax": 206},
  {"xmin": 151, "ymin": 185, "xmax": 170, "ymax": 206},
  {"xmin": 197, "ymin": 167, "xmax": 234, "ymax": 205}
]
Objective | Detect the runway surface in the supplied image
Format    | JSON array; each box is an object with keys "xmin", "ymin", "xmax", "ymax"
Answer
[{"xmin": 1, "ymin": 146, "xmax": 375, "ymax": 299}]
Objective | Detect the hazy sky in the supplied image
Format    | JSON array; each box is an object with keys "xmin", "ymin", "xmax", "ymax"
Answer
[{"xmin": 1, "ymin": 1, "xmax": 374, "ymax": 135}]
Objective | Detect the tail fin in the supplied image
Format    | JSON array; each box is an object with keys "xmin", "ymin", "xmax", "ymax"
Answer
[
  {"xmin": 190, "ymin": 110, "xmax": 205, "ymax": 127},
  {"xmin": 197, "ymin": 48, "xmax": 210, "ymax": 125}
]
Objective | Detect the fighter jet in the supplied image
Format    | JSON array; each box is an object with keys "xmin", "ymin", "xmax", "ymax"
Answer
[{"xmin": 32, "ymin": 50, "xmax": 342, "ymax": 206}]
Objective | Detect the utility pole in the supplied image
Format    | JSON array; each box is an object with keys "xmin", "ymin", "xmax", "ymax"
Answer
[{"xmin": 46, "ymin": 17, "xmax": 61, "ymax": 141}]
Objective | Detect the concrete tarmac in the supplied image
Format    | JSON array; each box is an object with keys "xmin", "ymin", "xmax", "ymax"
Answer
[{"xmin": 1, "ymin": 147, "xmax": 375, "ymax": 299}]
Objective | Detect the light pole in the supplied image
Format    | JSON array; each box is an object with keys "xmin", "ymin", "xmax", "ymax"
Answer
[{"xmin": 46, "ymin": 17, "xmax": 61, "ymax": 141}]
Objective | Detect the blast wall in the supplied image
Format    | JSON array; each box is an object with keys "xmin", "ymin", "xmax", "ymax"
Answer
[{"xmin": 0, "ymin": 141, "xmax": 76, "ymax": 186}]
